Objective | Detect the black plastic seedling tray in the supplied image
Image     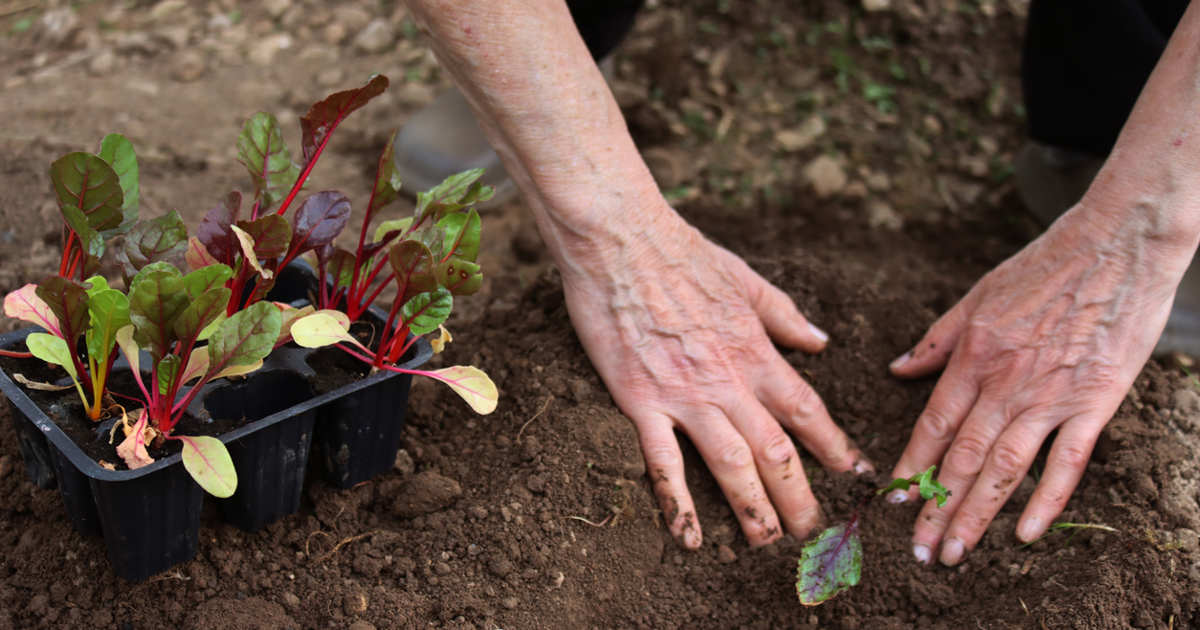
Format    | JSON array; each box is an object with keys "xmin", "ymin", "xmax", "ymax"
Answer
[{"xmin": 0, "ymin": 262, "xmax": 432, "ymax": 581}]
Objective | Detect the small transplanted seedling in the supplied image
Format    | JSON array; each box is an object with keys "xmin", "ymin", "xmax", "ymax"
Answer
[{"xmin": 796, "ymin": 465, "xmax": 950, "ymax": 606}]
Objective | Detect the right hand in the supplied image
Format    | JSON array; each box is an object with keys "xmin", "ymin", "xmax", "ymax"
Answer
[{"xmin": 558, "ymin": 209, "xmax": 870, "ymax": 548}]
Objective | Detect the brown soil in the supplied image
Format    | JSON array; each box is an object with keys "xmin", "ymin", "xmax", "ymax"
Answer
[{"xmin": 1, "ymin": 1, "xmax": 1198, "ymax": 629}]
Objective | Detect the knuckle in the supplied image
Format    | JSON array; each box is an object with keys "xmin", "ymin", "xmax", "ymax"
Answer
[
  {"xmin": 788, "ymin": 502, "xmax": 822, "ymax": 535},
  {"xmin": 759, "ymin": 432, "xmax": 797, "ymax": 466},
  {"xmin": 920, "ymin": 408, "xmax": 958, "ymax": 442},
  {"xmin": 781, "ymin": 382, "xmax": 823, "ymax": 423},
  {"xmin": 945, "ymin": 435, "xmax": 990, "ymax": 475},
  {"xmin": 1052, "ymin": 442, "xmax": 1092, "ymax": 470},
  {"xmin": 1039, "ymin": 487, "xmax": 1070, "ymax": 509},
  {"xmin": 716, "ymin": 441, "xmax": 755, "ymax": 470},
  {"xmin": 641, "ymin": 441, "xmax": 682, "ymax": 469},
  {"xmin": 954, "ymin": 509, "xmax": 991, "ymax": 535},
  {"xmin": 989, "ymin": 439, "xmax": 1027, "ymax": 478}
]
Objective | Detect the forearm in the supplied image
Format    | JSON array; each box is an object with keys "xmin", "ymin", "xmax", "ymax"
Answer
[
  {"xmin": 1082, "ymin": 1, "xmax": 1200, "ymax": 273},
  {"xmin": 402, "ymin": 1, "xmax": 673, "ymax": 278}
]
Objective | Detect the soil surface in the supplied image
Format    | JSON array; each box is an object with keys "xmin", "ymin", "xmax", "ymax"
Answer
[{"xmin": 1, "ymin": 1, "xmax": 1198, "ymax": 629}]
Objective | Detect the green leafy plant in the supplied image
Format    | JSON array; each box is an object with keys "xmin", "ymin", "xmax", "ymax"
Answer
[
  {"xmin": 191, "ymin": 75, "xmax": 497, "ymax": 414},
  {"xmin": 796, "ymin": 466, "xmax": 950, "ymax": 606},
  {"xmin": 1, "ymin": 134, "xmax": 141, "ymax": 420}
]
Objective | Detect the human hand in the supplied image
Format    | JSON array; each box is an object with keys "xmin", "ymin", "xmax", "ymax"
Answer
[
  {"xmin": 558, "ymin": 210, "xmax": 869, "ymax": 549},
  {"xmin": 886, "ymin": 204, "xmax": 1187, "ymax": 565}
]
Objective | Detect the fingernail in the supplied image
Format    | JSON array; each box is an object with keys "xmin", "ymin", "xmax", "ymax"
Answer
[
  {"xmin": 808, "ymin": 322, "xmax": 829, "ymax": 343},
  {"xmin": 682, "ymin": 527, "xmax": 701, "ymax": 550},
  {"xmin": 1017, "ymin": 517, "xmax": 1042, "ymax": 543},
  {"xmin": 853, "ymin": 459, "xmax": 875, "ymax": 475},
  {"xmin": 912, "ymin": 543, "xmax": 931, "ymax": 565},
  {"xmin": 939, "ymin": 538, "xmax": 964, "ymax": 566},
  {"xmin": 886, "ymin": 489, "xmax": 908, "ymax": 504},
  {"xmin": 889, "ymin": 351, "xmax": 912, "ymax": 370}
]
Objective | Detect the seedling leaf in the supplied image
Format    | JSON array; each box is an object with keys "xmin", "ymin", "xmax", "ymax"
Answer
[
  {"xmin": 205, "ymin": 301, "xmax": 282, "ymax": 376},
  {"xmin": 438, "ymin": 257, "xmax": 482, "ymax": 296},
  {"xmin": 400, "ymin": 288, "xmax": 452, "ymax": 335},
  {"xmin": 115, "ymin": 408, "xmax": 155, "ymax": 470},
  {"xmin": 438, "ymin": 209, "xmax": 481, "ymax": 262},
  {"xmin": 4, "ymin": 284, "xmax": 62, "ymax": 336},
  {"xmin": 231, "ymin": 224, "xmax": 273, "ymax": 280},
  {"xmin": 289, "ymin": 191, "xmax": 351, "ymax": 255},
  {"xmin": 235, "ymin": 214, "xmax": 291, "ymax": 259},
  {"xmin": 128, "ymin": 262, "xmax": 188, "ymax": 359},
  {"xmin": 196, "ymin": 192, "xmax": 241, "ymax": 264},
  {"xmin": 427, "ymin": 365, "xmax": 498, "ymax": 414},
  {"xmin": 796, "ymin": 522, "xmax": 862, "ymax": 606},
  {"xmin": 366, "ymin": 132, "xmax": 402, "ymax": 221},
  {"xmin": 118, "ymin": 210, "xmax": 187, "ymax": 280},
  {"xmin": 49, "ymin": 152, "xmax": 125, "ymax": 232},
  {"xmin": 178, "ymin": 435, "xmax": 237, "ymax": 498},
  {"xmin": 84, "ymin": 280, "xmax": 131, "ymax": 364},
  {"xmin": 237, "ymin": 112, "xmax": 301, "ymax": 210},
  {"xmin": 36, "ymin": 276, "xmax": 90, "ymax": 344},
  {"xmin": 26, "ymin": 333, "xmax": 77, "ymax": 379},
  {"xmin": 300, "ymin": 75, "xmax": 389, "ymax": 162},
  {"xmin": 97, "ymin": 133, "xmax": 139, "ymax": 229},
  {"xmin": 876, "ymin": 465, "xmax": 951, "ymax": 507},
  {"xmin": 290, "ymin": 311, "xmax": 368, "ymax": 352},
  {"xmin": 185, "ymin": 237, "xmax": 220, "ymax": 271},
  {"xmin": 388, "ymin": 240, "xmax": 438, "ymax": 301},
  {"xmin": 373, "ymin": 217, "xmax": 413, "ymax": 244}
]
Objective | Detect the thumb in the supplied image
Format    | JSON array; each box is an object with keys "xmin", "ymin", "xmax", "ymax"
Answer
[{"xmin": 890, "ymin": 297, "xmax": 973, "ymax": 378}]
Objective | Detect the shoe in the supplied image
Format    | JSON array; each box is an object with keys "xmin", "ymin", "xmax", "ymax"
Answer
[
  {"xmin": 1014, "ymin": 140, "xmax": 1200, "ymax": 357},
  {"xmin": 392, "ymin": 87, "xmax": 519, "ymax": 208}
]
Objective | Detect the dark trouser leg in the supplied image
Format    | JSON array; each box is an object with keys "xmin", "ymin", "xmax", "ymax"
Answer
[{"xmin": 1021, "ymin": 0, "xmax": 1187, "ymax": 157}]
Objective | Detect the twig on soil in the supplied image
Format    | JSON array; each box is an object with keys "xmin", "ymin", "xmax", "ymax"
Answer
[
  {"xmin": 1019, "ymin": 598, "xmax": 1029, "ymax": 615},
  {"xmin": 304, "ymin": 529, "xmax": 333, "ymax": 557},
  {"xmin": 148, "ymin": 569, "xmax": 189, "ymax": 583},
  {"xmin": 0, "ymin": 1, "xmax": 41, "ymax": 19},
  {"xmin": 565, "ymin": 514, "xmax": 612, "ymax": 528},
  {"xmin": 516, "ymin": 396, "xmax": 553, "ymax": 443},
  {"xmin": 316, "ymin": 530, "xmax": 381, "ymax": 564}
]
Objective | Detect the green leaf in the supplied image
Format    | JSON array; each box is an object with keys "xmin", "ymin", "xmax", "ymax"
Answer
[
  {"xmin": 400, "ymin": 287, "xmax": 452, "ymax": 336},
  {"xmin": 413, "ymin": 168, "xmax": 493, "ymax": 224},
  {"xmin": 182, "ymin": 264, "xmax": 233, "ymax": 299},
  {"xmin": 26, "ymin": 333, "xmax": 78, "ymax": 379},
  {"xmin": 172, "ymin": 286, "xmax": 232, "ymax": 343},
  {"xmin": 437, "ymin": 208, "xmax": 481, "ymax": 262},
  {"xmin": 97, "ymin": 133, "xmax": 139, "ymax": 234},
  {"xmin": 237, "ymin": 112, "xmax": 301, "ymax": 210},
  {"xmin": 128, "ymin": 262, "xmax": 188, "ymax": 359},
  {"xmin": 156, "ymin": 354, "xmax": 181, "ymax": 396},
  {"xmin": 437, "ymin": 256, "xmax": 482, "ymax": 296},
  {"xmin": 876, "ymin": 465, "xmax": 951, "ymax": 508},
  {"xmin": 117, "ymin": 210, "xmax": 188, "ymax": 281},
  {"xmin": 388, "ymin": 240, "xmax": 439, "ymax": 302},
  {"xmin": 36, "ymin": 276, "xmax": 90, "ymax": 345},
  {"xmin": 796, "ymin": 522, "xmax": 862, "ymax": 606},
  {"xmin": 324, "ymin": 247, "xmax": 357, "ymax": 292},
  {"xmin": 84, "ymin": 280, "xmax": 131, "ymax": 364},
  {"xmin": 60, "ymin": 203, "xmax": 106, "ymax": 261},
  {"xmin": 205, "ymin": 301, "xmax": 282, "ymax": 377},
  {"xmin": 372, "ymin": 217, "xmax": 413, "ymax": 244},
  {"xmin": 179, "ymin": 435, "xmax": 237, "ymax": 498},
  {"xmin": 234, "ymin": 214, "xmax": 291, "ymax": 259},
  {"xmin": 49, "ymin": 152, "xmax": 125, "ymax": 232}
]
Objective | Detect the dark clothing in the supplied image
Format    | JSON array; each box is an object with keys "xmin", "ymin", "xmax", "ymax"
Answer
[
  {"xmin": 1022, "ymin": 0, "xmax": 1189, "ymax": 156},
  {"xmin": 567, "ymin": 0, "xmax": 644, "ymax": 60}
]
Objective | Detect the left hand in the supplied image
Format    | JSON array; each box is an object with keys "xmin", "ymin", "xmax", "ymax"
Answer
[{"xmin": 885, "ymin": 202, "xmax": 1189, "ymax": 565}]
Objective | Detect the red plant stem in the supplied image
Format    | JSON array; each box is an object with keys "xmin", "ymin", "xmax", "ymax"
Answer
[
  {"xmin": 386, "ymin": 327, "xmax": 415, "ymax": 363},
  {"xmin": 58, "ymin": 230, "xmax": 76, "ymax": 276},
  {"xmin": 0, "ymin": 349, "xmax": 32, "ymax": 358},
  {"xmin": 373, "ymin": 296, "xmax": 406, "ymax": 368},
  {"xmin": 66, "ymin": 247, "xmax": 83, "ymax": 280},
  {"xmin": 349, "ymin": 268, "xmax": 395, "ymax": 322}
]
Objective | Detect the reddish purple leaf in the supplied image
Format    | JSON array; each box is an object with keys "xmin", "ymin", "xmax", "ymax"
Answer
[
  {"xmin": 299, "ymin": 75, "xmax": 389, "ymax": 163},
  {"xmin": 289, "ymin": 191, "xmax": 351, "ymax": 255},
  {"xmin": 196, "ymin": 191, "xmax": 242, "ymax": 265}
]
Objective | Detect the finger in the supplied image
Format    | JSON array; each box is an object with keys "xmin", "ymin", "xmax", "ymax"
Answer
[
  {"xmin": 887, "ymin": 362, "xmax": 980, "ymax": 503},
  {"xmin": 889, "ymin": 293, "xmax": 977, "ymax": 379},
  {"xmin": 735, "ymin": 260, "xmax": 827, "ymax": 353},
  {"xmin": 1016, "ymin": 415, "xmax": 1102, "ymax": 542},
  {"xmin": 755, "ymin": 357, "xmax": 868, "ymax": 474},
  {"xmin": 937, "ymin": 415, "xmax": 1053, "ymax": 565},
  {"xmin": 726, "ymin": 393, "xmax": 824, "ymax": 539},
  {"xmin": 683, "ymin": 413, "xmax": 783, "ymax": 547},
  {"xmin": 635, "ymin": 412, "xmax": 702, "ymax": 549},
  {"xmin": 908, "ymin": 397, "xmax": 1009, "ymax": 564}
]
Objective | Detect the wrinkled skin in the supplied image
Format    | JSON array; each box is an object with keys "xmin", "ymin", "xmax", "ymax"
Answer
[
  {"xmin": 887, "ymin": 203, "xmax": 1186, "ymax": 565},
  {"xmin": 559, "ymin": 211, "xmax": 868, "ymax": 548}
]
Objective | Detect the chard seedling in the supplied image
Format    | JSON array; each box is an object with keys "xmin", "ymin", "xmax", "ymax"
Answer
[
  {"xmin": 796, "ymin": 465, "xmax": 950, "ymax": 606},
  {"xmin": 191, "ymin": 75, "xmax": 497, "ymax": 414},
  {"xmin": 2, "ymin": 135, "xmax": 141, "ymax": 418}
]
